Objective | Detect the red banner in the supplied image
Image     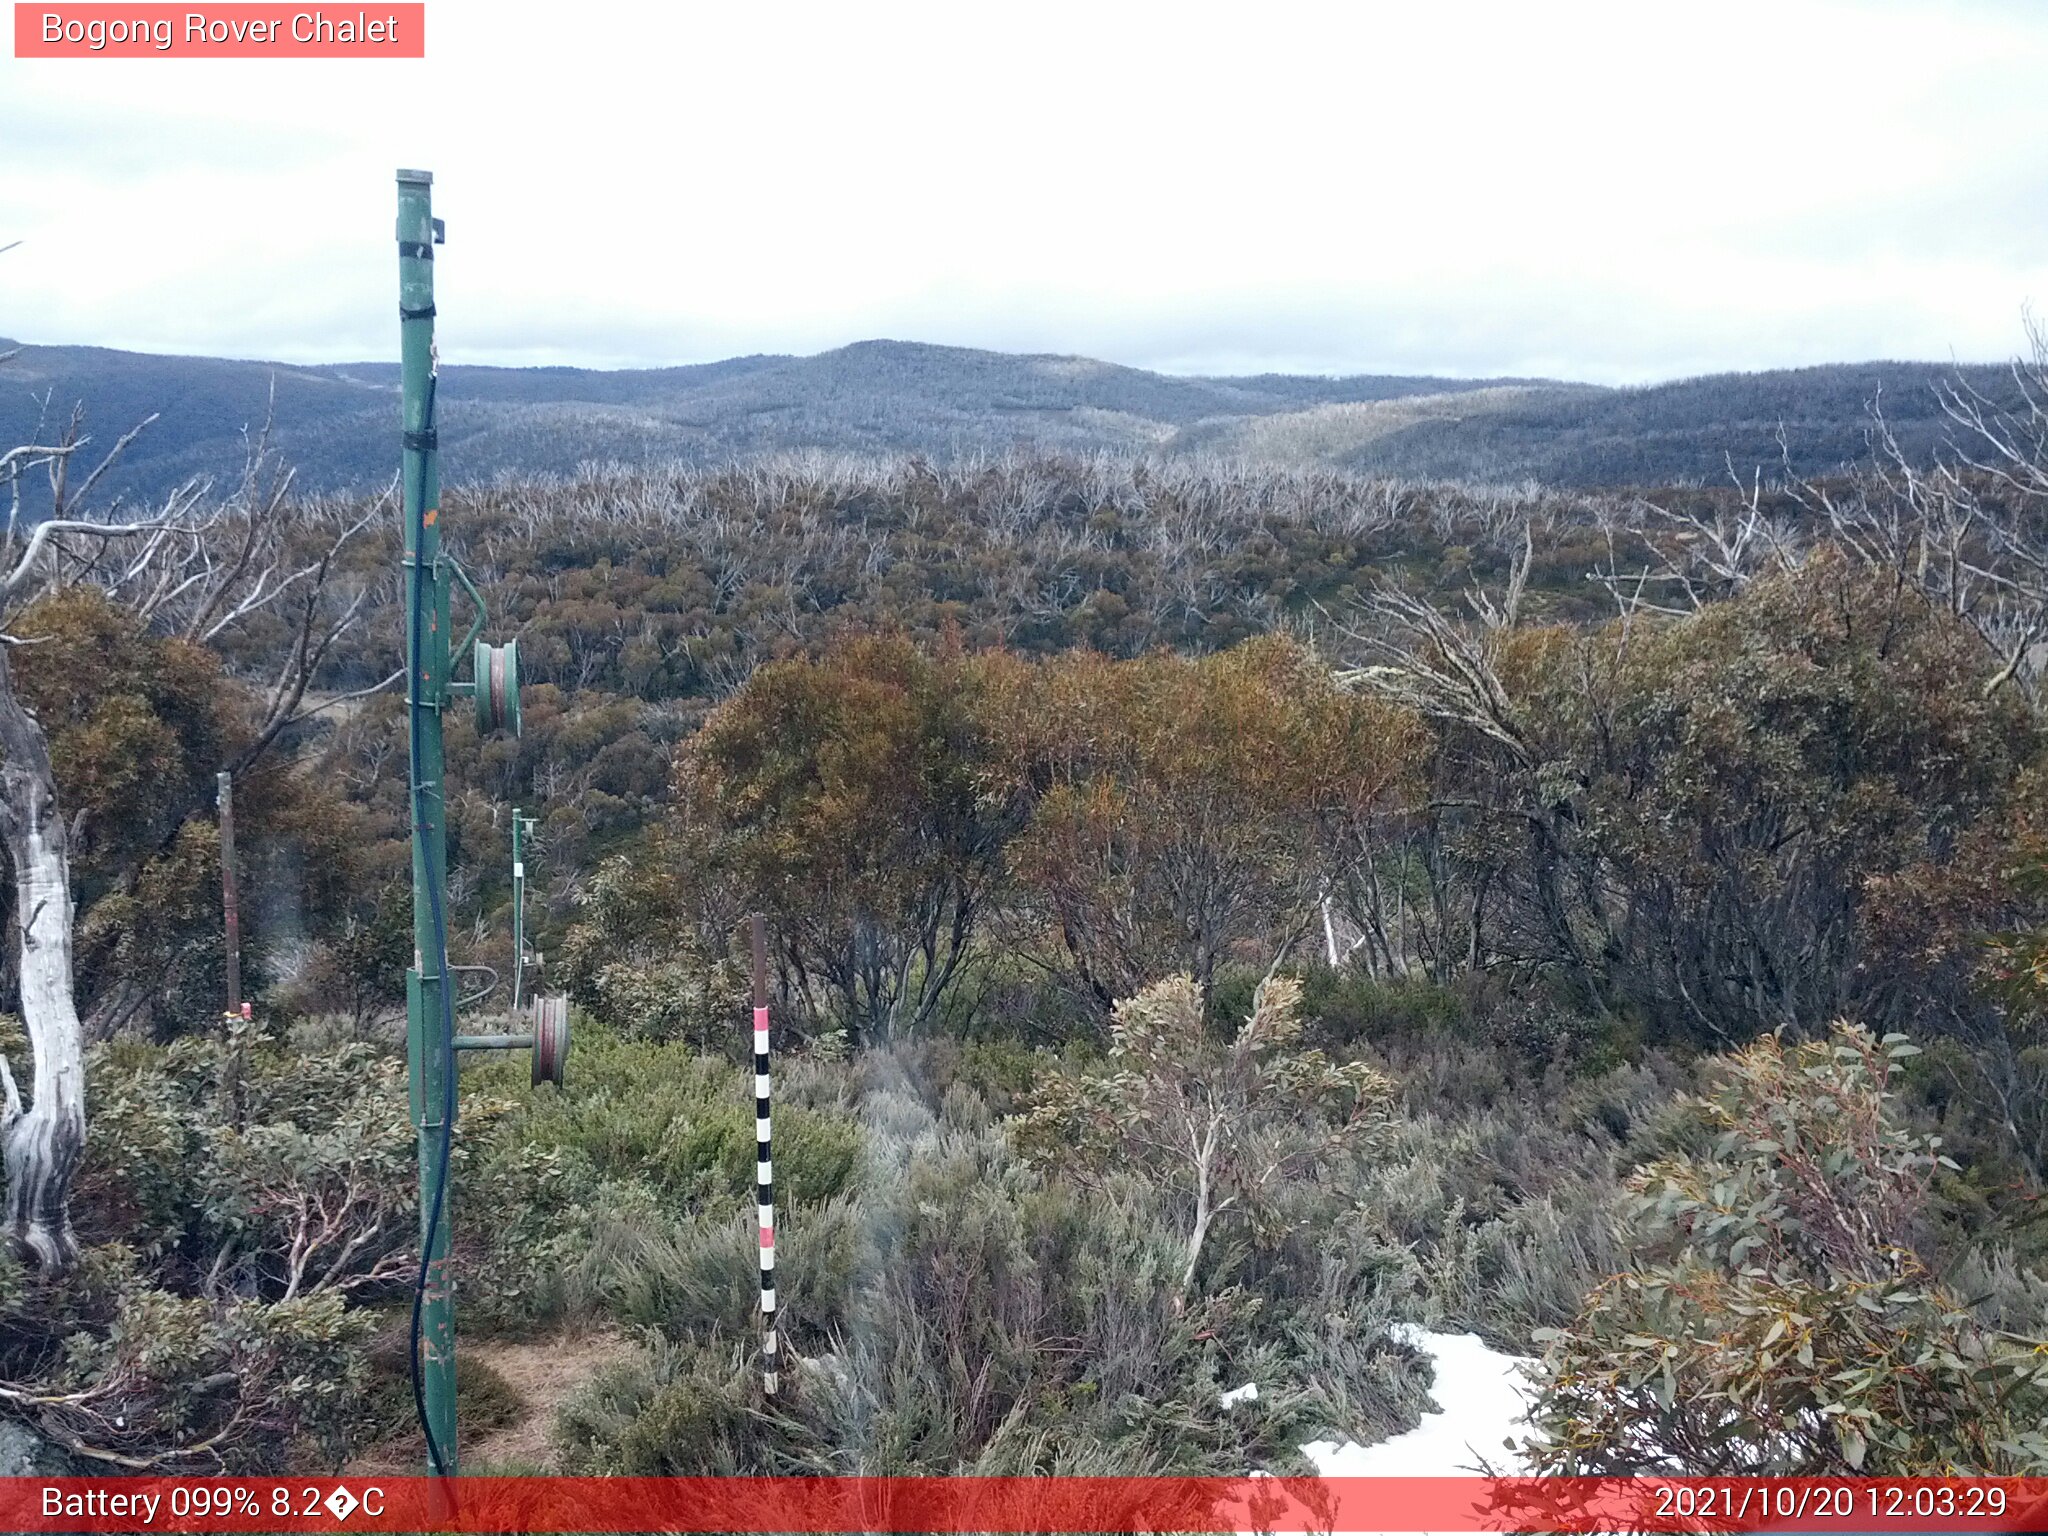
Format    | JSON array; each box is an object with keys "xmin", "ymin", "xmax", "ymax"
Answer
[
  {"xmin": 5, "ymin": 1476, "xmax": 2048, "ymax": 1533},
  {"xmin": 13, "ymin": 4, "xmax": 424, "ymax": 57}
]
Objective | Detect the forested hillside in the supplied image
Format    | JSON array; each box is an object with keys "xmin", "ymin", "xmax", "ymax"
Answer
[
  {"xmin": 0, "ymin": 334, "xmax": 2023, "ymax": 511},
  {"xmin": 2, "ymin": 398, "xmax": 2046, "ymax": 1478}
]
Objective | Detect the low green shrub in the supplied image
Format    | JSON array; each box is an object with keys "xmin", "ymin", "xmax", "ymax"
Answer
[
  {"xmin": 464, "ymin": 1022, "xmax": 863, "ymax": 1208},
  {"xmin": 355, "ymin": 1330, "xmax": 527, "ymax": 1451},
  {"xmin": 1296, "ymin": 967, "xmax": 1464, "ymax": 1052},
  {"xmin": 0, "ymin": 1244, "xmax": 372, "ymax": 1472}
]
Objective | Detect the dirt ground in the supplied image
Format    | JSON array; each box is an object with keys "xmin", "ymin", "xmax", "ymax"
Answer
[
  {"xmin": 462, "ymin": 1329, "xmax": 639, "ymax": 1470},
  {"xmin": 350, "ymin": 1326, "xmax": 640, "ymax": 1475}
]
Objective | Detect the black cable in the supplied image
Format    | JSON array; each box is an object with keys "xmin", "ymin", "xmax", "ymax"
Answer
[
  {"xmin": 450, "ymin": 962, "xmax": 501, "ymax": 1011},
  {"xmin": 405, "ymin": 368, "xmax": 459, "ymax": 1479}
]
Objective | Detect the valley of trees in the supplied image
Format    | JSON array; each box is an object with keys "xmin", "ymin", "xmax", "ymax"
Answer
[{"xmin": 0, "ymin": 349, "xmax": 2045, "ymax": 1480}]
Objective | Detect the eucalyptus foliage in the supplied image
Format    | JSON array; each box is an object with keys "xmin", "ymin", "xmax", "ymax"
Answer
[{"xmin": 1525, "ymin": 1024, "xmax": 2048, "ymax": 1474}]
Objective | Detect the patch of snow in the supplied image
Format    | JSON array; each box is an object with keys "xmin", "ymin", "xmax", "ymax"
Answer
[
  {"xmin": 1273, "ymin": 1327, "xmax": 1541, "ymax": 1536},
  {"xmin": 1301, "ymin": 1325, "xmax": 1539, "ymax": 1477},
  {"xmin": 1220, "ymin": 1381, "xmax": 1259, "ymax": 1408}
]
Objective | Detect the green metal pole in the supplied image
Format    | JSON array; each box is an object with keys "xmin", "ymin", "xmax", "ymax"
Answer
[
  {"xmin": 398, "ymin": 166, "xmax": 457, "ymax": 1478},
  {"xmin": 510, "ymin": 808, "xmax": 526, "ymax": 1012}
]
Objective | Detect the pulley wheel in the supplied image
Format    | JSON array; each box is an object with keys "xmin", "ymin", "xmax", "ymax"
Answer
[
  {"xmin": 531, "ymin": 994, "xmax": 569, "ymax": 1087},
  {"xmin": 474, "ymin": 639, "xmax": 523, "ymax": 737}
]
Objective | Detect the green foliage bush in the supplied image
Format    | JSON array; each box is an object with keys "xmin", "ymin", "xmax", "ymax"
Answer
[
  {"xmin": 77, "ymin": 1023, "xmax": 415, "ymax": 1300},
  {"xmin": 1293, "ymin": 967, "xmax": 1465, "ymax": 1053},
  {"xmin": 1424, "ymin": 554, "xmax": 2040, "ymax": 1050},
  {"xmin": 681, "ymin": 635, "xmax": 1026, "ymax": 1044},
  {"xmin": 461, "ymin": 1023, "xmax": 865, "ymax": 1213},
  {"xmin": 891, "ymin": 1033, "xmax": 1046, "ymax": 1118},
  {"xmin": 8, "ymin": 1021, "xmax": 603, "ymax": 1467},
  {"xmin": 0, "ymin": 1242, "xmax": 372, "ymax": 1471},
  {"xmin": 12, "ymin": 586, "xmax": 377, "ymax": 1039},
  {"xmin": 1525, "ymin": 1024, "xmax": 2048, "ymax": 1474},
  {"xmin": 994, "ymin": 639, "xmax": 1421, "ymax": 1010},
  {"xmin": 556, "ymin": 834, "xmax": 746, "ymax": 1050},
  {"xmin": 355, "ymin": 1339, "xmax": 526, "ymax": 1453}
]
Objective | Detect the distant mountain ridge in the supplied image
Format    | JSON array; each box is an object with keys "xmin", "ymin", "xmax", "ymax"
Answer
[{"xmin": 0, "ymin": 335, "xmax": 2012, "ymax": 510}]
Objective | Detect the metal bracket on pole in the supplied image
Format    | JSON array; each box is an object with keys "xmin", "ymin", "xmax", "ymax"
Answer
[
  {"xmin": 442, "ymin": 557, "xmax": 522, "ymax": 736},
  {"xmin": 446, "ymin": 556, "xmax": 489, "ymax": 673}
]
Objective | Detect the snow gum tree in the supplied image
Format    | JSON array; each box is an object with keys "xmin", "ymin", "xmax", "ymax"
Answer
[
  {"xmin": 0, "ymin": 628, "xmax": 82, "ymax": 1269},
  {"xmin": 0, "ymin": 413, "xmax": 376, "ymax": 1271},
  {"xmin": 1000, "ymin": 636, "xmax": 1423, "ymax": 1011}
]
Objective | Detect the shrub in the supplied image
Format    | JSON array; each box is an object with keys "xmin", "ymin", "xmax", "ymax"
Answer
[
  {"xmin": 997, "ymin": 639, "xmax": 1421, "ymax": 1012},
  {"xmin": 1015, "ymin": 972, "xmax": 1392, "ymax": 1299},
  {"xmin": 78, "ymin": 1024, "xmax": 417, "ymax": 1301},
  {"xmin": 357, "ymin": 1337, "xmax": 525, "ymax": 1453},
  {"xmin": 208, "ymin": 1053, "xmax": 414, "ymax": 1301},
  {"xmin": 1295, "ymin": 968, "xmax": 1464, "ymax": 1054},
  {"xmin": 680, "ymin": 636, "xmax": 1028, "ymax": 1044},
  {"xmin": 889, "ymin": 1034, "xmax": 1045, "ymax": 1119},
  {"xmin": 1524, "ymin": 1024, "xmax": 2048, "ymax": 1473},
  {"xmin": 464, "ymin": 1024, "xmax": 865, "ymax": 1213},
  {"xmin": 0, "ymin": 1245, "xmax": 372, "ymax": 1472},
  {"xmin": 559, "ymin": 1055, "xmax": 1431, "ymax": 1478},
  {"xmin": 556, "ymin": 840, "xmax": 746, "ymax": 1051},
  {"xmin": 35, "ymin": 1024, "xmax": 588, "ymax": 1466}
]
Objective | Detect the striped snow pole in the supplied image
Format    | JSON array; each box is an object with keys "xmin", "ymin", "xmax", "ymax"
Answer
[{"xmin": 751, "ymin": 913, "xmax": 778, "ymax": 1396}]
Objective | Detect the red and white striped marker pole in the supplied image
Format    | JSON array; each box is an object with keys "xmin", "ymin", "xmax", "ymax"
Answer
[{"xmin": 751, "ymin": 913, "xmax": 778, "ymax": 1395}]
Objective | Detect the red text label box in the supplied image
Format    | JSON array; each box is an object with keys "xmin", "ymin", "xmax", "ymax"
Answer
[{"xmin": 15, "ymin": 4, "xmax": 425, "ymax": 57}]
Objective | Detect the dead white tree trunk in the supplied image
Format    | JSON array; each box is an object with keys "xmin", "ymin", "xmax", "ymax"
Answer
[
  {"xmin": 0, "ymin": 388, "xmax": 383, "ymax": 1264},
  {"xmin": 0, "ymin": 643, "xmax": 82, "ymax": 1269}
]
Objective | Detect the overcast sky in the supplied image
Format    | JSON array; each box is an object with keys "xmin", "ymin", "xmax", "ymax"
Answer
[{"xmin": 3, "ymin": 0, "xmax": 2045, "ymax": 384}]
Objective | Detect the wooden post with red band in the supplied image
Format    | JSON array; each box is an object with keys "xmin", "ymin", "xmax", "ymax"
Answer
[{"xmin": 751, "ymin": 913, "xmax": 778, "ymax": 1395}]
